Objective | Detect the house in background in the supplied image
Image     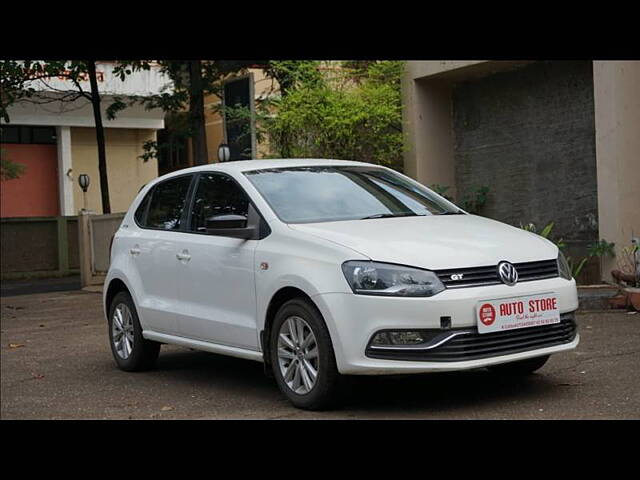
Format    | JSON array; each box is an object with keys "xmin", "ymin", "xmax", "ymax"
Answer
[
  {"xmin": 157, "ymin": 66, "xmax": 276, "ymax": 175},
  {"xmin": 1, "ymin": 62, "xmax": 169, "ymax": 216},
  {"xmin": 401, "ymin": 60, "xmax": 640, "ymax": 283}
]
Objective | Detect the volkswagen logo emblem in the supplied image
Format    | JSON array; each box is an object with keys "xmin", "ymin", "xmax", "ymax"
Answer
[{"xmin": 497, "ymin": 261, "xmax": 518, "ymax": 286}]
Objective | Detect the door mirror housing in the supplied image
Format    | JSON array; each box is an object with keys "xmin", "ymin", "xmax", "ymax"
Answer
[{"xmin": 206, "ymin": 214, "xmax": 256, "ymax": 239}]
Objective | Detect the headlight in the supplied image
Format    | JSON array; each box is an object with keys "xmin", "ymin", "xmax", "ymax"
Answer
[
  {"xmin": 557, "ymin": 251, "xmax": 572, "ymax": 280},
  {"xmin": 341, "ymin": 261, "xmax": 445, "ymax": 297}
]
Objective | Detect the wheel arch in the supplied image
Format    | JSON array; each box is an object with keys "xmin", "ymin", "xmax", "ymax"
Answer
[
  {"xmin": 104, "ymin": 277, "xmax": 131, "ymax": 320},
  {"xmin": 261, "ymin": 286, "xmax": 319, "ymax": 368}
]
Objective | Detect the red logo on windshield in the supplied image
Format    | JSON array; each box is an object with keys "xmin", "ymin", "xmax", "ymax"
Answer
[{"xmin": 479, "ymin": 303, "xmax": 496, "ymax": 326}]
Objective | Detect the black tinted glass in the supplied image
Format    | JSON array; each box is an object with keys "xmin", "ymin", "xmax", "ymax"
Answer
[
  {"xmin": 0, "ymin": 126, "xmax": 20, "ymax": 143},
  {"xmin": 0, "ymin": 125, "xmax": 56, "ymax": 144},
  {"xmin": 224, "ymin": 78, "xmax": 252, "ymax": 160},
  {"xmin": 134, "ymin": 190, "xmax": 152, "ymax": 226},
  {"xmin": 146, "ymin": 175, "xmax": 192, "ymax": 230},
  {"xmin": 31, "ymin": 127, "xmax": 57, "ymax": 144},
  {"xmin": 189, "ymin": 173, "xmax": 250, "ymax": 232}
]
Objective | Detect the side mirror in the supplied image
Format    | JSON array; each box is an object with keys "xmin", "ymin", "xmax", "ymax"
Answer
[{"xmin": 205, "ymin": 214, "xmax": 256, "ymax": 239}]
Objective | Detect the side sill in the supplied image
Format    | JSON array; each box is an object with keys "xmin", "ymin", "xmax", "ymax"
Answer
[{"xmin": 143, "ymin": 330, "xmax": 264, "ymax": 363}]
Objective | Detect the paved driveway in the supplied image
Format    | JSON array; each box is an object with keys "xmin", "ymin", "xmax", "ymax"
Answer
[{"xmin": 1, "ymin": 290, "xmax": 638, "ymax": 419}]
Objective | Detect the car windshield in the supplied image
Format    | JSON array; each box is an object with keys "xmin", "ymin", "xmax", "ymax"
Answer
[{"xmin": 244, "ymin": 166, "xmax": 461, "ymax": 224}]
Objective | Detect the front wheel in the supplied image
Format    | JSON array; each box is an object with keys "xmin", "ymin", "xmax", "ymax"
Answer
[
  {"xmin": 269, "ymin": 298, "xmax": 341, "ymax": 410},
  {"xmin": 108, "ymin": 291, "xmax": 160, "ymax": 371},
  {"xmin": 487, "ymin": 354, "xmax": 550, "ymax": 376}
]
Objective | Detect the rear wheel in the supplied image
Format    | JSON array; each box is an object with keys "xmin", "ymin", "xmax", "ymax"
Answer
[
  {"xmin": 487, "ymin": 354, "xmax": 550, "ymax": 376},
  {"xmin": 108, "ymin": 291, "xmax": 160, "ymax": 371},
  {"xmin": 270, "ymin": 298, "xmax": 341, "ymax": 410}
]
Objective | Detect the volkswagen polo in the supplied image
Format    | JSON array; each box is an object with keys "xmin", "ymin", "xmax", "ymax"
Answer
[{"xmin": 104, "ymin": 159, "xmax": 579, "ymax": 410}]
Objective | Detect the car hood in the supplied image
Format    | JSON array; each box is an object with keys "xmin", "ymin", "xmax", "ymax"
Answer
[{"xmin": 288, "ymin": 214, "xmax": 557, "ymax": 270}]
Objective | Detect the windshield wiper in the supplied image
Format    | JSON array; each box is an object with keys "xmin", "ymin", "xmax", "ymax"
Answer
[
  {"xmin": 438, "ymin": 211, "xmax": 465, "ymax": 215},
  {"xmin": 360, "ymin": 213, "xmax": 418, "ymax": 220}
]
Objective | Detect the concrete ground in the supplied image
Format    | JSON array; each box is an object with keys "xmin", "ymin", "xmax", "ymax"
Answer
[{"xmin": 1, "ymin": 289, "xmax": 638, "ymax": 420}]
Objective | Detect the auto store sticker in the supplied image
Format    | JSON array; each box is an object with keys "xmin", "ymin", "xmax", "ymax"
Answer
[{"xmin": 476, "ymin": 293, "xmax": 560, "ymax": 334}]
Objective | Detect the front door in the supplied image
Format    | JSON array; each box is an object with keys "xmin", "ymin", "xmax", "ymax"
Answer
[{"xmin": 176, "ymin": 172, "xmax": 259, "ymax": 350}]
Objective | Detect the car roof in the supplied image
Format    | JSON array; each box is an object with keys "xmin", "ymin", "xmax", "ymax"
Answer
[{"xmin": 154, "ymin": 158, "xmax": 383, "ymax": 182}]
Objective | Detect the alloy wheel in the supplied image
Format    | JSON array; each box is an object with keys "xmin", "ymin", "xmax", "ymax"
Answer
[
  {"xmin": 112, "ymin": 303, "xmax": 135, "ymax": 359},
  {"xmin": 277, "ymin": 316, "xmax": 319, "ymax": 394}
]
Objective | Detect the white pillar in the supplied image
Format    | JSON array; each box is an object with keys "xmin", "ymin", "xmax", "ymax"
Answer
[{"xmin": 56, "ymin": 126, "xmax": 75, "ymax": 216}]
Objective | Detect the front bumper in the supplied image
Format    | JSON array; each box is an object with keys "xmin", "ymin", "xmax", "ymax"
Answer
[{"xmin": 313, "ymin": 276, "xmax": 579, "ymax": 375}]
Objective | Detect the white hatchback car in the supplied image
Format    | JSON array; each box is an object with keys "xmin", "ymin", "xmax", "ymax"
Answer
[{"xmin": 104, "ymin": 159, "xmax": 579, "ymax": 409}]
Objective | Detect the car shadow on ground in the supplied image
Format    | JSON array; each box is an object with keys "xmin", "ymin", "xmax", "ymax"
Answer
[
  {"xmin": 337, "ymin": 370, "xmax": 556, "ymax": 414},
  {"xmin": 148, "ymin": 347, "xmax": 559, "ymax": 415},
  {"xmin": 155, "ymin": 348, "xmax": 270, "ymax": 387}
]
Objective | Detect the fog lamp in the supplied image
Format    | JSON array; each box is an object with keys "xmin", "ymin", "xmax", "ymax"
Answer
[{"xmin": 372, "ymin": 331, "xmax": 425, "ymax": 346}]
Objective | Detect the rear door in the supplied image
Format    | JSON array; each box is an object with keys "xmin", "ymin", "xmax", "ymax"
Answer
[
  {"xmin": 130, "ymin": 174, "xmax": 194, "ymax": 335},
  {"xmin": 175, "ymin": 172, "xmax": 259, "ymax": 350}
]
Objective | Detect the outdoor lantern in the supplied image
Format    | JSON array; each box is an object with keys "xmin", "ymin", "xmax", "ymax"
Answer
[
  {"xmin": 78, "ymin": 174, "xmax": 90, "ymax": 192},
  {"xmin": 217, "ymin": 143, "xmax": 231, "ymax": 162},
  {"xmin": 78, "ymin": 174, "xmax": 90, "ymax": 212}
]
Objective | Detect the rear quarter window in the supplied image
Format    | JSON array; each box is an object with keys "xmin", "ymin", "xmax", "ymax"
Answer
[{"xmin": 134, "ymin": 189, "xmax": 152, "ymax": 226}]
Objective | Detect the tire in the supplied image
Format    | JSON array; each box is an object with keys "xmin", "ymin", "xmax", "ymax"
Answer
[
  {"xmin": 487, "ymin": 354, "xmax": 550, "ymax": 376},
  {"xmin": 269, "ymin": 298, "xmax": 341, "ymax": 410},
  {"xmin": 108, "ymin": 291, "xmax": 160, "ymax": 372}
]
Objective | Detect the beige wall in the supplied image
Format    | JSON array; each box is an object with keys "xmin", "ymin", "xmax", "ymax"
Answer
[
  {"xmin": 401, "ymin": 72, "xmax": 456, "ymax": 195},
  {"xmin": 204, "ymin": 98, "xmax": 225, "ymax": 164},
  {"xmin": 70, "ymin": 127, "xmax": 158, "ymax": 214},
  {"xmin": 593, "ymin": 61, "xmax": 640, "ymax": 279},
  {"xmin": 405, "ymin": 61, "xmax": 487, "ymax": 82},
  {"xmin": 204, "ymin": 90, "xmax": 224, "ymax": 164}
]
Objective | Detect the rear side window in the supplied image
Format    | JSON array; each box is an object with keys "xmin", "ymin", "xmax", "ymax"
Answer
[
  {"xmin": 144, "ymin": 175, "xmax": 193, "ymax": 230},
  {"xmin": 189, "ymin": 173, "xmax": 250, "ymax": 232}
]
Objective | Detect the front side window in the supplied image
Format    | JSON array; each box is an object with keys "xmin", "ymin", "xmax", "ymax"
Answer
[
  {"xmin": 245, "ymin": 166, "xmax": 460, "ymax": 224},
  {"xmin": 145, "ymin": 175, "xmax": 192, "ymax": 230},
  {"xmin": 189, "ymin": 173, "xmax": 250, "ymax": 232}
]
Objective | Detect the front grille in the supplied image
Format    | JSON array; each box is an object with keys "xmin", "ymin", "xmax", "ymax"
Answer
[
  {"xmin": 435, "ymin": 259, "xmax": 559, "ymax": 288},
  {"xmin": 366, "ymin": 312, "xmax": 577, "ymax": 362}
]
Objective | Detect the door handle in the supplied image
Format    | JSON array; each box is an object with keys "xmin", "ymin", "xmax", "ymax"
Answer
[
  {"xmin": 176, "ymin": 250, "xmax": 191, "ymax": 262},
  {"xmin": 129, "ymin": 245, "xmax": 141, "ymax": 256}
]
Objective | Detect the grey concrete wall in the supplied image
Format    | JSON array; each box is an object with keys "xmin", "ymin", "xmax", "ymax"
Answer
[
  {"xmin": 1, "ymin": 220, "xmax": 59, "ymax": 273},
  {"xmin": 67, "ymin": 219, "xmax": 80, "ymax": 270},
  {"xmin": 1, "ymin": 217, "xmax": 79, "ymax": 277},
  {"xmin": 451, "ymin": 61, "xmax": 599, "ymax": 281}
]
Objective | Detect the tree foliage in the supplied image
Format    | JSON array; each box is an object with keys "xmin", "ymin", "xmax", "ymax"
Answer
[
  {"xmin": 263, "ymin": 61, "xmax": 324, "ymax": 97},
  {"xmin": 115, "ymin": 60, "xmax": 258, "ymax": 165},
  {"xmin": 0, "ymin": 60, "xmax": 100, "ymax": 122},
  {"xmin": 0, "ymin": 148, "xmax": 26, "ymax": 180},
  {"xmin": 260, "ymin": 61, "xmax": 405, "ymax": 171}
]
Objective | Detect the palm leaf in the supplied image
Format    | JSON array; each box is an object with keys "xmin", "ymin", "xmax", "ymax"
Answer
[{"xmin": 540, "ymin": 222, "xmax": 554, "ymax": 239}]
